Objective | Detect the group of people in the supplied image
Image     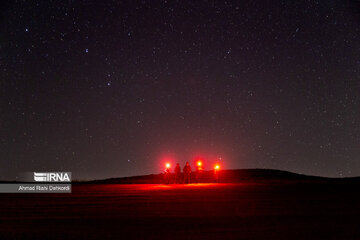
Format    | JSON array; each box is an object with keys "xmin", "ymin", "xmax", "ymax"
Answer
[
  {"xmin": 164, "ymin": 161, "xmax": 218, "ymax": 184},
  {"xmin": 164, "ymin": 162, "xmax": 193, "ymax": 184}
]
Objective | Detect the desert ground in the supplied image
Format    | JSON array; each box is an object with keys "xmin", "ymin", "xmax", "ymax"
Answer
[{"xmin": 1, "ymin": 181, "xmax": 360, "ymax": 239}]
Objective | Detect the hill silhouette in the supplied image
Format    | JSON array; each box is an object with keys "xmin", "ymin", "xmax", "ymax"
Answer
[{"xmin": 87, "ymin": 168, "xmax": 359, "ymax": 184}]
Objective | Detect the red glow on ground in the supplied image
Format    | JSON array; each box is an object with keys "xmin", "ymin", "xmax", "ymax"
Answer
[
  {"xmin": 91, "ymin": 183, "xmax": 261, "ymax": 193},
  {"xmin": 137, "ymin": 183, "xmax": 227, "ymax": 190}
]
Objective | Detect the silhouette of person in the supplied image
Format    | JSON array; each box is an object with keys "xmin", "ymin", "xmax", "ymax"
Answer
[
  {"xmin": 183, "ymin": 162, "xmax": 192, "ymax": 184},
  {"xmin": 164, "ymin": 167, "xmax": 171, "ymax": 184},
  {"xmin": 174, "ymin": 163, "xmax": 181, "ymax": 184}
]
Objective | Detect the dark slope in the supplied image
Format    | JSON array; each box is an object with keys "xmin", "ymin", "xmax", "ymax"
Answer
[{"xmin": 86, "ymin": 168, "xmax": 360, "ymax": 184}]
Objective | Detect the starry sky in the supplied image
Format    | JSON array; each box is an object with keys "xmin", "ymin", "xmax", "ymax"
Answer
[{"xmin": 1, "ymin": 0, "xmax": 360, "ymax": 180}]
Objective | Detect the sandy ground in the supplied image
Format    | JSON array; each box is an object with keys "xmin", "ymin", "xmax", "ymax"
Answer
[{"xmin": 0, "ymin": 182, "xmax": 360, "ymax": 239}]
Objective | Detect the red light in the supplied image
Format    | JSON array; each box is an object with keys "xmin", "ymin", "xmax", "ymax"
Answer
[
  {"xmin": 214, "ymin": 164, "xmax": 220, "ymax": 170},
  {"xmin": 165, "ymin": 163, "xmax": 171, "ymax": 169},
  {"xmin": 197, "ymin": 161, "xmax": 202, "ymax": 167}
]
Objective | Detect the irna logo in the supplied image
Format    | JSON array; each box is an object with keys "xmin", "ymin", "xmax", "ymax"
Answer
[{"xmin": 34, "ymin": 172, "xmax": 71, "ymax": 182}]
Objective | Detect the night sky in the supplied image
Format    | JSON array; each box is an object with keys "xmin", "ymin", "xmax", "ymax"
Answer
[{"xmin": 1, "ymin": 0, "xmax": 360, "ymax": 180}]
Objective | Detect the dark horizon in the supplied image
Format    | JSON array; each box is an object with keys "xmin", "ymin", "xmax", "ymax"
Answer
[
  {"xmin": 10, "ymin": 168, "xmax": 359, "ymax": 182},
  {"xmin": 88, "ymin": 167, "xmax": 360, "ymax": 182},
  {"xmin": 1, "ymin": 0, "xmax": 360, "ymax": 180}
]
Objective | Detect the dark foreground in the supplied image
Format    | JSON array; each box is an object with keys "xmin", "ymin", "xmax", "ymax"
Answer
[{"xmin": 1, "ymin": 182, "xmax": 360, "ymax": 239}]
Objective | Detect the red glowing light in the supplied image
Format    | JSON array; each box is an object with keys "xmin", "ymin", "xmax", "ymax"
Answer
[
  {"xmin": 197, "ymin": 161, "xmax": 202, "ymax": 167},
  {"xmin": 165, "ymin": 163, "xmax": 171, "ymax": 169},
  {"xmin": 214, "ymin": 164, "xmax": 220, "ymax": 170}
]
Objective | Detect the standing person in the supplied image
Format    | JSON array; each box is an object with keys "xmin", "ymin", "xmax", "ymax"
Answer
[
  {"xmin": 195, "ymin": 161, "xmax": 203, "ymax": 183},
  {"xmin": 174, "ymin": 163, "xmax": 181, "ymax": 184},
  {"xmin": 183, "ymin": 162, "xmax": 192, "ymax": 184},
  {"xmin": 164, "ymin": 164, "xmax": 171, "ymax": 184}
]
